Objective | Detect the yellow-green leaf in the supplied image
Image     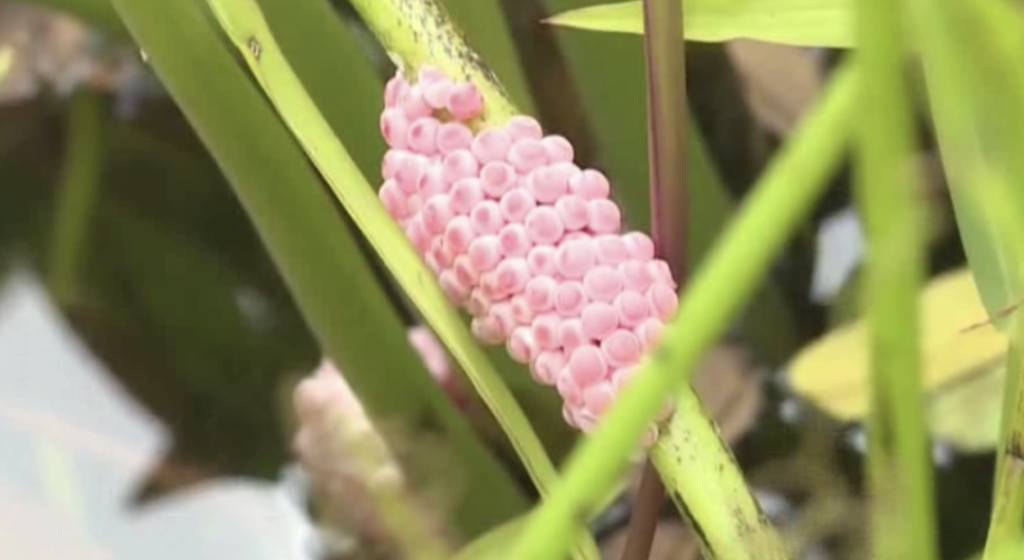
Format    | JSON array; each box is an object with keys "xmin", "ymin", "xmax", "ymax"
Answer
[
  {"xmin": 545, "ymin": 0, "xmax": 853, "ymax": 48},
  {"xmin": 786, "ymin": 268, "xmax": 1008, "ymax": 450}
]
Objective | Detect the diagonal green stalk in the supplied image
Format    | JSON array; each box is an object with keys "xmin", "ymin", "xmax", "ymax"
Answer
[
  {"xmin": 853, "ymin": 0, "xmax": 937, "ymax": 557},
  {"xmin": 512, "ymin": 62, "xmax": 860, "ymax": 560}
]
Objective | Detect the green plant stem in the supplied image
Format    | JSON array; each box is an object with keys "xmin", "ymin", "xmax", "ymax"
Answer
[
  {"xmin": 348, "ymin": 0, "xmax": 516, "ymax": 126},
  {"xmin": 47, "ymin": 90, "xmax": 104, "ymax": 305},
  {"xmin": 987, "ymin": 344, "xmax": 1024, "ymax": 555},
  {"xmin": 649, "ymin": 390, "xmax": 784, "ymax": 559},
  {"xmin": 854, "ymin": 0, "xmax": 937, "ymax": 557},
  {"xmin": 510, "ymin": 61, "xmax": 859, "ymax": 560}
]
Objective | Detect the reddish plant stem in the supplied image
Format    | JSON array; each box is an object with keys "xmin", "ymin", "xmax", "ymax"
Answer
[{"xmin": 621, "ymin": 0, "xmax": 688, "ymax": 559}]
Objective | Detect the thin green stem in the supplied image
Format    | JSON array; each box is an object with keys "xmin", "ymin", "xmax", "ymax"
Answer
[
  {"xmin": 348, "ymin": 0, "xmax": 517, "ymax": 126},
  {"xmin": 47, "ymin": 90, "xmax": 104, "ymax": 305},
  {"xmin": 859, "ymin": 0, "xmax": 936, "ymax": 551},
  {"xmin": 510, "ymin": 61, "xmax": 859, "ymax": 560},
  {"xmin": 854, "ymin": 0, "xmax": 937, "ymax": 557}
]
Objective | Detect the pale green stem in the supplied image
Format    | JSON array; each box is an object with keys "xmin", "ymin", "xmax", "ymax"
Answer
[
  {"xmin": 511, "ymin": 62, "xmax": 860, "ymax": 560},
  {"xmin": 854, "ymin": 0, "xmax": 937, "ymax": 556}
]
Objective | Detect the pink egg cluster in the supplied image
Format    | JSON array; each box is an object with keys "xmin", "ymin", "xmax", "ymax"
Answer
[{"xmin": 378, "ymin": 66, "xmax": 679, "ymax": 442}]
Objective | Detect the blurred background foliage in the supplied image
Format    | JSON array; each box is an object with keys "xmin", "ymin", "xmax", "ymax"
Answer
[{"xmin": 0, "ymin": 0, "xmax": 1004, "ymax": 558}]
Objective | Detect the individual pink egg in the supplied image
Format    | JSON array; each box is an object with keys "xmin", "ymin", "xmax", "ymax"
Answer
[
  {"xmin": 595, "ymin": 235, "xmax": 630, "ymax": 266},
  {"xmin": 635, "ymin": 318, "xmax": 665, "ymax": 351},
  {"xmin": 527, "ymin": 245, "xmax": 558, "ymax": 276},
  {"xmin": 467, "ymin": 235, "xmax": 503, "ymax": 272},
  {"xmin": 450, "ymin": 177, "xmax": 485, "ymax": 214},
  {"xmin": 510, "ymin": 295, "xmax": 534, "ymax": 325},
  {"xmin": 380, "ymin": 107, "xmax": 409, "ymax": 149},
  {"xmin": 442, "ymin": 149, "xmax": 480, "ymax": 183},
  {"xmin": 524, "ymin": 206, "xmax": 565, "ymax": 246},
  {"xmin": 470, "ymin": 200, "xmax": 505, "ymax": 235},
  {"xmin": 471, "ymin": 127, "xmax": 512, "ymax": 163},
  {"xmin": 624, "ymin": 232, "xmax": 656, "ymax": 260},
  {"xmin": 499, "ymin": 188, "xmax": 537, "ymax": 224},
  {"xmin": 508, "ymin": 327, "xmax": 539, "ymax": 364},
  {"xmin": 555, "ymin": 369, "xmax": 583, "ymax": 406},
  {"xmin": 530, "ymin": 313, "xmax": 561, "ymax": 349},
  {"xmin": 384, "ymin": 74, "xmax": 406, "ymax": 108},
  {"xmin": 505, "ymin": 115, "xmax": 544, "ymax": 141},
  {"xmin": 443, "ymin": 215, "xmax": 475, "ymax": 255},
  {"xmin": 600, "ymin": 329, "xmax": 642, "ymax": 368},
  {"xmin": 583, "ymin": 265, "xmax": 624, "ymax": 302},
  {"xmin": 580, "ymin": 301, "xmax": 618, "ymax": 341},
  {"xmin": 471, "ymin": 315, "xmax": 504, "ymax": 345},
  {"xmin": 555, "ymin": 237, "xmax": 597, "ymax": 279},
  {"xmin": 582, "ymin": 381, "xmax": 616, "ymax": 416},
  {"xmin": 452, "ymin": 255, "xmax": 479, "ymax": 288},
  {"xmin": 620, "ymin": 260, "xmax": 655, "ymax": 292},
  {"xmin": 378, "ymin": 179, "xmax": 408, "ymax": 220},
  {"xmin": 401, "ymin": 85, "xmax": 433, "ymax": 120},
  {"xmin": 407, "ymin": 116, "xmax": 440, "ymax": 155},
  {"xmin": 647, "ymin": 283, "xmax": 679, "ymax": 321},
  {"xmin": 587, "ymin": 199, "xmax": 622, "ymax": 234},
  {"xmin": 558, "ymin": 318, "xmax": 587, "ymax": 352},
  {"xmin": 446, "ymin": 82, "xmax": 484, "ymax": 121},
  {"xmin": 421, "ymin": 194, "xmax": 454, "ymax": 235},
  {"xmin": 480, "ymin": 161, "xmax": 518, "ymax": 198},
  {"xmin": 493, "ymin": 257, "xmax": 530, "ymax": 297},
  {"xmin": 568, "ymin": 169, "xmax": 611, "ymax": 200},
  {"xmin": 555, "ymin": 195, "xmax": 590, "ymax": 231},
  {"xmin": 439, "ymin": 270, "xmax": 470, "ymax": 304},
  {"xmin": 524, "ymin": 276, "xmax": 557, "ymax": 312},
  {"xmin": 614, "ymin": 290, "xmax": 650, "ymax": 327},
  {"xmin": 530, "ymin": 350, "xmax": 565, "ymax": 385},
  {"xmin": 554, "ymin": 281, "xmax": 587, "ymax": 317},
  {"xmin": 541, "ymin": 134, "xmax": 575, "ymax": 164},
  {"xmin": 417, "ymin": 165, "xmax": 447, "ymax": 198},
  {"xmin": 498, "ymin": 223, "xmax": 533, "ymax": 257},
  {"xmin": 568, "ymin": 344, "xmax": 607, "ymax": 385},
  {"xmin": 437, "ymin": 121, "xmax": 474, "ymax": 154},
  {"xmin": 508, "ymin": 138, "xmax": 548, "ymax": 173},
  {"xmin": 422, "ymin": 76, "xmax": 453, "ymax": 109}
]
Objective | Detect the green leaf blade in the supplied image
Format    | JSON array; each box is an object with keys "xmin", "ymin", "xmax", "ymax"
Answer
[{"xmin": 545, "ymin": 0, "xmax": 853, "ymax": 47}]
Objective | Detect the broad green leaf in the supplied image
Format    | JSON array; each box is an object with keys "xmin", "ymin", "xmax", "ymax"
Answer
[
  {"xmin": 545, "ymin": 0, "xmax": 853, "ymax": 48},
  {"xmin": 787, "ymin": 268, "xmax": 1009, "ymax": 450},
  {"xmin": 107, "ymin": 0, "xmax": 526, "ymax": 536},
  {"xmin": 256, "ymin": 0, "xmax": 385, "ymax": 180},
  {"xmin": 905, "ymin": 0, "xmax": 1024, "ymax": 334}
]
